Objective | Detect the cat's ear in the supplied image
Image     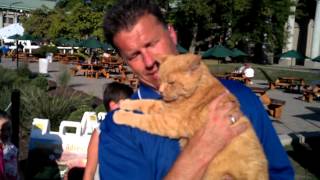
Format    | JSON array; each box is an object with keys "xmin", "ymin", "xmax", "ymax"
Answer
[
  {"xmin": 154, "ymin": 54, "xmax": 168, "ymax": 64},
  {"xmin": 188, "ymin": 54, "xmax": 201, "ymax": 72}
]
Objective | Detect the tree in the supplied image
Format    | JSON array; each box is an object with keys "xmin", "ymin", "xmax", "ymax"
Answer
[
  {"xmin": 21, "ymin": 0, "xmax": 113, "ymax": 42},
  {"xmin": 20, "ymin": 6, "xmax": 53, "ymax": 38}
]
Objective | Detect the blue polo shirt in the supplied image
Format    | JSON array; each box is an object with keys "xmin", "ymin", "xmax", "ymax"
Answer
[{"xmin": 99, "ymin": 80, "xmax": 294, "ymax": 180}]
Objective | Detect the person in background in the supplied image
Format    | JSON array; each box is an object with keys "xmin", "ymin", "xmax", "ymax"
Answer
[
  {"xmin": 0, "ymin": 111, "xmax": 18, "ymax": 180},
  {"xmin": 83, "ymin": 82, "xmax": 133, "ymax": 180},
  {"xmin": 0, "ymin": 48, "xmax": 2, "ymax": 63},
  {"xmin": 234, "ymin": 63, "xmax": 255, "ymax": 84},
  {"xmin": 17, "ymin": 42, "xmax": 24, "ymax": 52}
]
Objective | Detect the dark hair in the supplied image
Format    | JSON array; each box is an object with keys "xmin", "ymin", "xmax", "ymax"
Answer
[
  {"xmin": 103, "ymin": 82, "xmax": 133, "ymax": 112},
  {"xmin": 0, "ymin": 110, "xmax": 12, "ymax": 143},
  {"xmin": 103, "ymin": 0, "xmax": 166, "ymax": 48},
  {"xmin": 0, "ymin": 110, "xmax": 10, "ymax": 121}
]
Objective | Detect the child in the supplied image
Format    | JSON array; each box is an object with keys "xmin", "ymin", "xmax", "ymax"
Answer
[
  {"xmin": 83, "ymin": 82, "xmax": 133, "ymax": 180},
  {"xmin": 0, "ymin": 111, "xmax": 18, "ymax": 180}
]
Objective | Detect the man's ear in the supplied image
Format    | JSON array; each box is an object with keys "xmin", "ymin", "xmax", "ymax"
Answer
[
  {"xmin": 168, "ymin": 25, "xmax": 177, "ymax": 45},
  {"xmin": 109, "ymin": 101, "xmax": 119, "ymax": 111}
]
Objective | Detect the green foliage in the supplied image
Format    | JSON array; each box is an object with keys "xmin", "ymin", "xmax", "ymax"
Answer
[
  {"xmin": 0, "ymin": 87, "xmax": 12, "ymax": 111},
  {"xmin": 57, "ymin": 66, "xmax": 71, "ymax": 87},
  {"xmin": 68, "ymin": 104, "xmax": 93, "ymax": 121},
  {"xmin": 19, "ymin": 86, "xmax": 91, "ymax": 131},
  {"xmin": 22, "ymin": 1, "xmax": 106, "ymax": 42},
  {"xmin": 16, "ymin": 63, "xmax": 32, "ymax": 78},
  {"xmin": 20, "ymin": 6, "xmax": 53, "ymax": 38},
  {"xmin": 0, "ymin": 67, "xmax": 19, "ymax": 88},
  {"xmin": 22, "ymin": 0, "xmax": 294, "ymax": 60},
  {"xmin": 95, "ymin": 104, "xmax": 106, "ymax": 113},
  {"xmin": 31, "ymin": 75, "xmax": 49, "ymax": 90},
  {"xmin": 33, "ymin": 46, "xmax": 59, "ymax": 58}
]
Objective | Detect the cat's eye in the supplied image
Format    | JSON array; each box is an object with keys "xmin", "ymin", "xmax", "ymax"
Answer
[{"xmin": 168, "ymin": 80, "xmax": 174, "ymax": 85}]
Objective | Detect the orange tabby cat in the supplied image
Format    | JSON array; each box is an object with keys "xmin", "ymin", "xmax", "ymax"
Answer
[{"xmin": 114, "ymin": 53, "xmax": 268, "ymax": 179}]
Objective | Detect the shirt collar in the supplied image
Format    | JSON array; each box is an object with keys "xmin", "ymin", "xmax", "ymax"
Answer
[{"xmin": 136, "ymin": 83, "xmax": 162, "ymax": 100}]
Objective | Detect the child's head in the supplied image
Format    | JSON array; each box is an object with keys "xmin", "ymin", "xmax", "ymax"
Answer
[
  {"xmin": 0, "ymin": 110, "xmax": 12, "ymax": 144},
  {"xmin": 103, "ymin": 82, "xmax": 134, "ymax": 112}
]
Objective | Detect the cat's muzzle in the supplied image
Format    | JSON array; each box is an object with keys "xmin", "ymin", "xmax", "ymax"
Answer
[{"xmin": 229, "ymin": 115, "xmax": 237, "ymax": 124}]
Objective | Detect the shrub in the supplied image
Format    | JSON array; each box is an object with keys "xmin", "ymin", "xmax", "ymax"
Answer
[
  {"xmin": 19, "ymin": 86, "xmax": 91, "ymax": 131},
  {"xmin": 33, "ymin": 45, "xmax": 59, "ymax": 58},
  {"xmin": 95, "ymin": 104, "xmax": 105, "ymax": 113},
  {"xmin": 16, "ymin": 63, "xmax": 32, "ymax": 78},
  {"xmin": 0, "ymin": 67, "xmax": 19, "ymax": 88},
  {"xmin": 68, "ymin": 104, "xmax": 93, "ymax": 121},
  {"xmin": 31, "ymin": 75, "xmax": 48, "ymax": 90},
  {"xmin": 0, "ymin": 87, "xmax": 12, "ymax": 111},
  {"xmin": 57, "ymin": 66, "xmax": 71, "ymax": 88}
]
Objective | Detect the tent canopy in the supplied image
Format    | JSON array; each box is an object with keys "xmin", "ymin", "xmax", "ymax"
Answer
[{"xmin": 0, "ymin": 23, "xmax": 24, "ymax": 39}]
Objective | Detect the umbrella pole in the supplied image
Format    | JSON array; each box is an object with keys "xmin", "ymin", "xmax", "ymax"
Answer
[{"xmin": 16, "ymin": 40, "xmax": 19, "ymax": 69}]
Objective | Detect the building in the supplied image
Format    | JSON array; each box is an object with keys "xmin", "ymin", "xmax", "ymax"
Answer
[
  {"xmin": 0, "ymin": 0, "xmax": 57, "ymax": 28},
  {"xmin": 281, "ymin": 0, "xmax": 320, "ymax": 68}
]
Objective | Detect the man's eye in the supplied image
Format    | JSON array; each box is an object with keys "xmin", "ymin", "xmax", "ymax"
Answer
[{"xmin": 127, "ymin": 54, "xmax": 138, "ymax": 61}]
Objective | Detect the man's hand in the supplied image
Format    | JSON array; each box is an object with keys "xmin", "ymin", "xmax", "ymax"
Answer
[{"xmin": 165, "ymin": 91, "xmax": 247, "ymax": 180}]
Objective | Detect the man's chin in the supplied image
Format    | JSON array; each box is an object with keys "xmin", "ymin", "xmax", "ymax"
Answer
[{"xmin": 141, "ymin": 76, "xmax": 160, "ymax": 89}]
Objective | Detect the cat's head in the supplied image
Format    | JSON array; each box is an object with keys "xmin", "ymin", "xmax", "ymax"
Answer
[{"xmin": 157, "ymin": 53, "xmax": 203, "ymax": 101}]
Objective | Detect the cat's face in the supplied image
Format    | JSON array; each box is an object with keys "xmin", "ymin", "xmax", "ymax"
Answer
[{"xmin": 158, "ymin": 54, "xmax": 202, "ymax": 101}]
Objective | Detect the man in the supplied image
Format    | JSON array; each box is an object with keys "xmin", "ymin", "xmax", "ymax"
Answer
[{"xmin": 99, "ymin": 0, "xmax": 294, "ymax": 179}]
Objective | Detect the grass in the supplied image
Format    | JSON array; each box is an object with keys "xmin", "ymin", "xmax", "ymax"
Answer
[{"xmin": 203, "ymin": 60, "xmax": 320, "ymax": 84}]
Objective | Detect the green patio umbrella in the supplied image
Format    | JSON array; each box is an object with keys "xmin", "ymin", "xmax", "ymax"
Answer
[
  {"xmin": 55, "ymin": 37, "xmax": 68, "ymax": 46},
  {"xmin": 19, "ymin": 34, "xmax": 37, "ymax": 41},
  {"xmin": 277, "ymin": 50, "xmax": 309, "ymax": 67},
  {"xmin": 277, "ymin": 50, "xmax": 307, "ymax": 59},
  {"xmin": 202, "ymin": 45, "xmax": 234, "ymax": 59},
  {"xmin": 81, "ymin": 37, "xmax": 103, "ymax": 49},
  {"xmin": 7, "ymin": 34, "xmax": 22, "ymax": 40},
  {"xmin": 65, "ymin": 39, "xmax": 80, "ymax": 47},
  {"xmin": 8, "ymin": 33, "xmax": 37, "ymax": 41},
  {"xmin": 176, "ymin": 44, "xmax": 188, "ymax": 54},
  {"xmin": 232, "ymin": 48, "xmax": 248, "ymax": 57},
  {"xmin": 102, "ymin": 42, "xmax": 114, "ymax": 51},
  {"xmin": 311, "ymin": 56, "xmax": 320, "ymax": 62},
  {"xmin": 7, "ymin": 33, "xmax": 37, "ymax": 68}
]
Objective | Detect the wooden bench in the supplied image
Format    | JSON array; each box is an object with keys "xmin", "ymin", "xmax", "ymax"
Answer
[
  {"xmin": 269, "ymin": 79, "xmax": 290, "ymax": 89},
  {"xmin": 302, "ymin": 85, "xmax": 320, "ymax": 102},
  {"xmin": 267, "ymin": 98, "xmax": 286, "ymax": 120}
]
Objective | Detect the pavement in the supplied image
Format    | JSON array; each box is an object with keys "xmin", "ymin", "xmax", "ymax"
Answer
[{"xmin": 1, "ymin": 58, "xmax": 320, "ymax": 146}]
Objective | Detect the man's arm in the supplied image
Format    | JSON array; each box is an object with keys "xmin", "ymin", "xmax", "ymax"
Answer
[{"xmin": 165, "ymin": 92, "xmax": 247, "ymax": 180}]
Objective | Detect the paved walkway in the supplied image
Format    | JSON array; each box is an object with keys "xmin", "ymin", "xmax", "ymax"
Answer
[{"xmin": 1, "ymin": 58, "xmax": 320, "ymax": 145}]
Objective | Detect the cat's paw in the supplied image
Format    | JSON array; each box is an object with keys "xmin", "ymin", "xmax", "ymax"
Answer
[
  {"xmin": 113, "ymin": 110, "xmax": 131, "ymax": 125},
  {"xmin": 119, "ymin": 99, "xmax": 139, "ymax": 111}
]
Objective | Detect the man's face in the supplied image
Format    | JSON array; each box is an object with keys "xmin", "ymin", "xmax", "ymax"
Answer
[{"xmin": 113, "ymin": 14, "xmax": 178, "ymax": 89}]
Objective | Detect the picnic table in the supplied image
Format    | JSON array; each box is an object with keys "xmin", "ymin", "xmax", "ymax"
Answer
[
  {"xmin": 225, "ymin": 72, "xmax": 251, "ymax": 85},
  {"xmin": 269, "ymin": 76, "xmax": 305, "ymax": 92},
  {"xmin": 302, "ymin": 84, "xmax": 320, "ymax": 102},
  {"xmin": 250, "ymin": 86, "xmax": 271, "ymax": 105},
  {"xmin": 249, "ymin": 86, "xmax": 286, "ymax": 120}
]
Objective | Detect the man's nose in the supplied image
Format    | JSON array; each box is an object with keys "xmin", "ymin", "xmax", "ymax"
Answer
[{"xmin": 141, "ymin": 50, "xmax": 155, "ymax": 68}]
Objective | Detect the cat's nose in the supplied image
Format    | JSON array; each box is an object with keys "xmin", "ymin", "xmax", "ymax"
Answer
[{"xmin": 159, "ymin": 84, "xmax": 165, "ymax": 93}]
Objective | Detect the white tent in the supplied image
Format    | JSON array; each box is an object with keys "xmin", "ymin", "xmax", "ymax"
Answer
[{"xmin": 0, "ymin": 23, "xmax": 24, "ymax": 39}]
